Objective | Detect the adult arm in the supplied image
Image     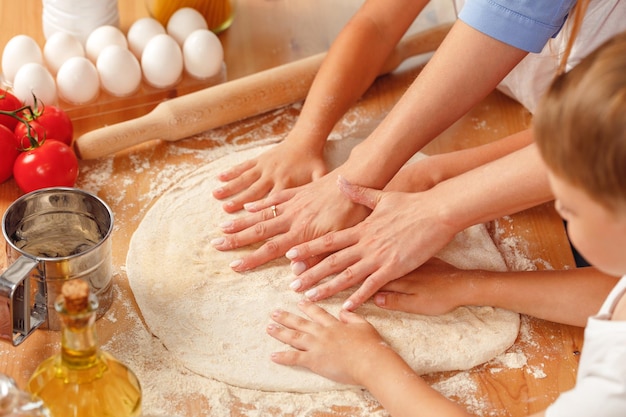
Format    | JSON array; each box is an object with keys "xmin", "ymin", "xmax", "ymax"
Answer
[
  {"xmin": 212, "ymin": 0, "xmax": 429, "ymax": 212},
  {"xmin": 338, "ymin": 19, "xmax": 528, "ymax": 189}
]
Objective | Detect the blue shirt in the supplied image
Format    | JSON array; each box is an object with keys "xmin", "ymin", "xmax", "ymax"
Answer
[{"xmin": 459, "ymin": 0, "xmax": 577, "ymax": 52}]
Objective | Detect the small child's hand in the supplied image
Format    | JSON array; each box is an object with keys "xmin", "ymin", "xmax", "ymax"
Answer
[
  {"xmin": 267, "ymin": 299, "xmax": 393, "ymax": 386},
  {"xmin": 374, "ymin": 258, "xmax": 473, "ymax": 315}
]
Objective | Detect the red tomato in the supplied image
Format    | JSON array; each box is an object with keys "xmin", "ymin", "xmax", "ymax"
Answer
[
  {"xmin": 0, "ymin": 124, "xmax": 19, "ymax": 183},
  {"xmin": 13, "ymin": 140, "xmax": 79, "ymax": 193},
  {"xmin": 17, "ymin": 104, "xmax": 74, "ymax": 148},
  {"xmin": 0, "ymin": 89, "xmax": 22, "ymax": 131},
  {"xmin": 14, "ymin": 120, "xmax": 47, "ymax": 149},
  {"xmin": 30, "ymin": 105, "xmax": 73, "ymax": 147}
]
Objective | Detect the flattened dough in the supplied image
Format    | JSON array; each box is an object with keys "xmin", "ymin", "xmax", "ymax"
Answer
[{"xmin": 127, "ymin": 140, "xmax": 520, "ymax": 393}]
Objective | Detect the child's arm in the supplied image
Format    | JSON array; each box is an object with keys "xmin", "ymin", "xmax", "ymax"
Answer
[
  {"xmin": 374, "ymin": 259, "xmax": 619, "ymax": 327},
  {"xmin": 267, "ymin": 300, "xmax": 473, "ymax": 417},
  {"xmin": 385, "ymin": 129, "xmax": 533, "ymax": 193},
  {"xmin": 268, "ymin": 300, "xmax": 556, "ymax": 417}
]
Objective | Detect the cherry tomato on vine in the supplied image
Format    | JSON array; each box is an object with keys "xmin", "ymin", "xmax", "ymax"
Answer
[
  {"xmin": 13, "ymin": 140, "xmax": 79, "ymax": 193},
  {"xmin": 0, "ymin": 124, "xmax": 19, "ymax": 183},
  {"xmin": 34, "ymin": 105, "xmax": 73, "ymax": 146},
  {"xmin": 17, "ymin": 105, "xmax": 73, "ymax": 147},
  {"xmin": 0, "ymin": 89, "xmax": 22, "ymax": 131},
  {"xmin": 14, "ymin": 120, "xmax": 47, "ymax": 148}
]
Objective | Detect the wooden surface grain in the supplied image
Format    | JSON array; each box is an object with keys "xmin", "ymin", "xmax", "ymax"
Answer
[{"xmin": 0, "ymin": 1, "xmax": 582, "ymax": 416}]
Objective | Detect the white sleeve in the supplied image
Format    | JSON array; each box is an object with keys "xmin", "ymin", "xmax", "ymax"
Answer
[
  {"xmin": 545, "ymin": 315, "xmax": 626, "ymax": 417},
  {"xmin": 497, "ymin": 0, "xmax": 626, "ymax": 113}
]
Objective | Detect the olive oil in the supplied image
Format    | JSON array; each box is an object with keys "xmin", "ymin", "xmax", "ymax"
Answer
[{"xmin": 27, "ymin": 280, "xmax": 141, "ymax": 417}]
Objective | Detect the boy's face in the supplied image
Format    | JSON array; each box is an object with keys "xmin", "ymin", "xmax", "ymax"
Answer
[{"xmin": 547, "ymin": 172, "xmax": 626, "ymax": 278}]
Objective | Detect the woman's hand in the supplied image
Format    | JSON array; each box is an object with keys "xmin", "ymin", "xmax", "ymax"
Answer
[
  {"xmin": 211, "ymin": 173, "xmax": 371, "ymax": 271},
  {"xmin": 212, "ymin": 140, "xmax": 327, "ymax": 213},
  {"xmin": 267, "ymin": 299, "xmax": 393, "ymax": 386},
  {"xmin": 286, "ymin": 178, "xmax": 459, "ymax": 311}
]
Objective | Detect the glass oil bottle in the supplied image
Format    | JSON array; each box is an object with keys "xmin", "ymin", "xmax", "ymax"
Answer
[
  {"xmin": 26, "ymin": 280, "xmax": 141, "ymax": 417},
  {"xmin": 0, "ymin": 373, "xmax": 50, "ymax": 416}
]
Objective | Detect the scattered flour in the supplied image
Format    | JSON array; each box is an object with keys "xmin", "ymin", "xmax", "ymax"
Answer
[
  {"xmin": 528, "ymin": 365, "xmax": 547, "ymax": 379},
  {"xmin": 495, "ymin": 351, "xmax": 528, "ymax": 369},
  {"xmin": 471, "ymin": 117, "xmax": 488, "ymax": 130},
  {"xmin": 432, "ymin": 372, "xmax": 486, "ymax": 414},
  {"xmin": 492, "ymin": 216, "xmax": 556, "ymax": 272}
]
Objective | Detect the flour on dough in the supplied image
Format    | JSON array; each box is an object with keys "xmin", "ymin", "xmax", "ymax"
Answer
[{"xmin": 126, "ymin": 140, "xmax": 520, "ymax": 393}]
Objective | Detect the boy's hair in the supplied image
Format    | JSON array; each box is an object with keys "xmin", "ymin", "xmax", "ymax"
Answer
[{"xmin": 534, "ymin": 31, "xmax": 626, "ymax": 211}]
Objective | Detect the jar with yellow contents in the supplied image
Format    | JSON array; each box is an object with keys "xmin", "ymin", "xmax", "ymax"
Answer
[{"xmin": 146, "ymin": 0, "xmax": 235, "ymax": 33}]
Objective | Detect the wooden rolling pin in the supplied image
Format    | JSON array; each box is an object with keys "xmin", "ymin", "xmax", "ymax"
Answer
[{"xmin": 75, "ymin": 23, "xmax": 452, "ymax": 160}]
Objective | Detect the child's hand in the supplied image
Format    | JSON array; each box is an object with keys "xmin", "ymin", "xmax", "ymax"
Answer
[
  {"xmin": 374, "ymin": 258, "xmax": 474, "ymax": 315},
  {"xmin": 267, "ymin": 300, "xmax": 394, "ymax": 386}
]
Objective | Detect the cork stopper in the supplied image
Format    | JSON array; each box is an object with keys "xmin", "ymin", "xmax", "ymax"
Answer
[{"xmin": 61, "ymin": 280, "xmax": 90, "ymax": 314}]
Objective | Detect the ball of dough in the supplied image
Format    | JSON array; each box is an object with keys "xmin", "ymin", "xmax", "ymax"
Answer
[{"xmin": 127, "ymin": 144, "xmax": 520, "ymax": 394}]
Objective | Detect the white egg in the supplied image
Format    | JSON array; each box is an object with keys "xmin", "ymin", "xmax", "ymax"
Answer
[
  {"xmin": 97, "ymin": 45, "xmax": 141, "ymax": 96},
  {"xmin": 1, "ymin": 35, "xmax": 43, "ymax": 85},
  {"xmin": 167, "ymin": 7, "xmax": 208, "ymax": 46},
  {"xmin": 127, "ymin": 17, "xmax": 166, "ymax": 58},
  {"xmin": 13, "ymin": 63, "xmax": 57, "ymax": 106},
  {"xmin": 141, "ymin": 34, "xmax": 183, "ymax": 89},
  {"xmin": 43, "ymin": 32, "xmax": 85, "ymax": 75},
  {"xmin": 85, "ymin": 25, "xmax": 128, "ymax": 62},
  {"xmin": 56, "ymin": 56, "xmax": 100, "ymax": 104},
  {"xmin": 183, "ymin": 29, "xmax": 224, "ymax": 79}
]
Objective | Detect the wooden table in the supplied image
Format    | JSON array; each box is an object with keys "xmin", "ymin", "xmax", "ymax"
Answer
[{"xmin": 0, "ymin": 1, "xmax": 583, "ymax": 416}]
